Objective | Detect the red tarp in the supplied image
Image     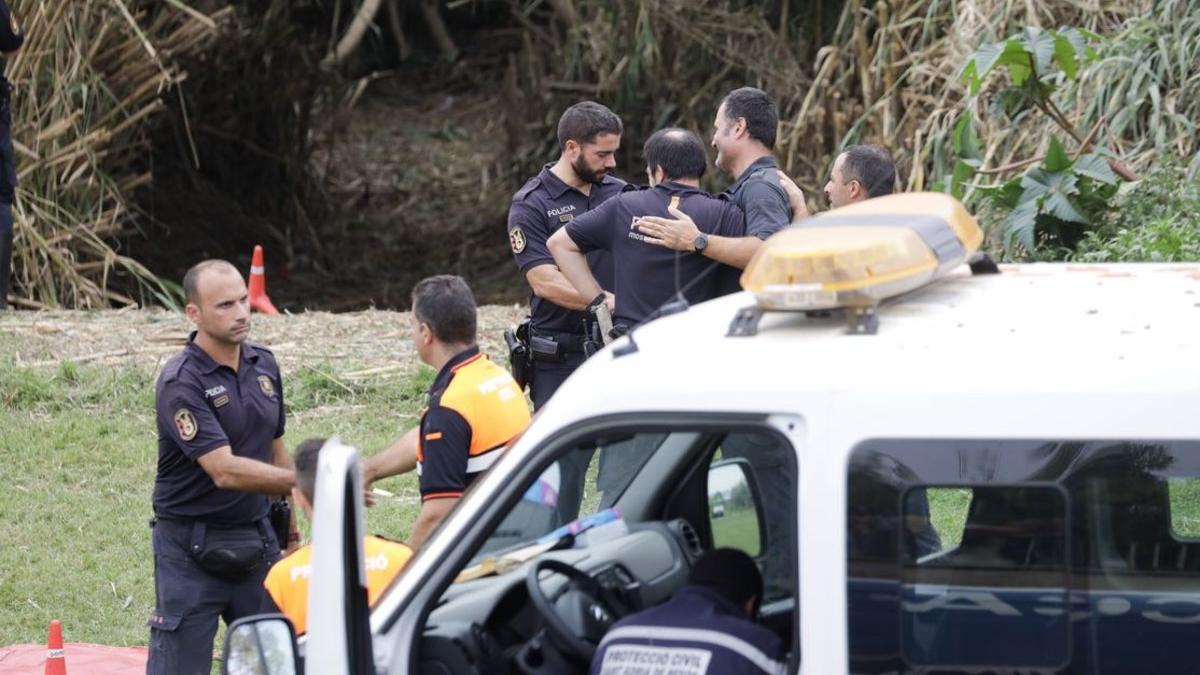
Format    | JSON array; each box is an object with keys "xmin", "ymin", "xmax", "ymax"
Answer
[{"xmin": 0, "ymin": 643, "xmax": 147, "ymax": 674}]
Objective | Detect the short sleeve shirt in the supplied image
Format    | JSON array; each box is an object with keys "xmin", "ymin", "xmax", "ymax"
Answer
[
  {"xmin": 507, "ymin": 165, "xmax": 626, "ymax": 334},
  {"xmin": 152, "ymin": 335, "xmax": 286, "ymax": 524},
  {"xmin": 417, "ymin": 346, "xmax": 531, "ymax": 502},
  {"xmin": 724, "ymin": 155, "xmax": 792, "ymax": 240},
  {"xmin": 565, "ymin": 182, "xmax": 745, "ymax": 326}
]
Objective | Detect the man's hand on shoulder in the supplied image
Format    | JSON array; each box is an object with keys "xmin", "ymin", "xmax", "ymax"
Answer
[
  {"xmin": 776, "ymin": 170, "xmax": 811, "ymax": 223},
  {"xmin": 637, "ymin": 204, "xmax": 701, "ymax": 252}
]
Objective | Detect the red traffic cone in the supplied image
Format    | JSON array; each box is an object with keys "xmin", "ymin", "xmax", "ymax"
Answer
[
  {"xmin": 44, "ymin": 619, "xmax": 66, "ymax": 675},
  {"xmin": 247, "ymin": 244, "xmax": 280, "ymax": 315}
]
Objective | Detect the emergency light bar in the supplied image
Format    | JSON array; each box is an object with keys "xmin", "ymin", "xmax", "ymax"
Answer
[{"xmin": 730, "ymin": 193, "xmax": 985, "ymax": 335}]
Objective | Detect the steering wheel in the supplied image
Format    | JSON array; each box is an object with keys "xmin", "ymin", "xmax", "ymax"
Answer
[{"xmin": 525, "ymin": 559, "xmax": 620, "ymax": 662}]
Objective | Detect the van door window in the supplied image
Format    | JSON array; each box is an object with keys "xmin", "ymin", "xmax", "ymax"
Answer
[{"xmin": 847, "ymin": 440, "xmax": 1200, "ymax": 675}]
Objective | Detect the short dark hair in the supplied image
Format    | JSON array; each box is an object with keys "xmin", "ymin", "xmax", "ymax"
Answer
[
  {"xmin": 689, "ymin": 548, "xmax": 763, "ymax": 612},
  {"xmin": 839, "ymin": 145, "xmax": 896, "ymax": 198},
  {"xmin": 722, "ymin": 87, "xmax": 778, "ymax": 150},
  {"xmin": 411, "ymin": 275, "xmax": 477, "ymax": 345},
  {"xmin": 643, "ymin": 128, "xmax": 707, "ymax": 181},
  {"xmin": 293, "ymin": 437, "xmax": 327, "ymax": 505},
  {"xmin": 182, "ymin": 259, "xmax": 239, "ymax": 305},
  {"xmin": 557, "ymin": 101, "xmax": 623, "ymax": 148}
]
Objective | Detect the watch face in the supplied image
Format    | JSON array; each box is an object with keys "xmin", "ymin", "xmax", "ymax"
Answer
[{"xmin": 693, "ymin": 234, "xmax": 708, "ymax": 252}]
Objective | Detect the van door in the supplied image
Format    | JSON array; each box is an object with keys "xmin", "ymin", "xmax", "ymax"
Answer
[{"xmin": 845, "ymin": 439, "xmax": 1200, "ymax": 674}]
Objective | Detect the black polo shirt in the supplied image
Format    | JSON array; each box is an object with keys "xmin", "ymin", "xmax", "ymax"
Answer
[
  {"xmin": 152, "ymin": 334, "xmax": 286, "ymax": 525},
  {"xmin": 507, "ymin": 164, "xmax": 626, "ymax": 335},
  {"xmin": 724, "ymin": 155, "xmax": 792, "ymax": 240},
  {"xmin": 565, "ymin": 181, "xmax": 745, "ymax": 326}
]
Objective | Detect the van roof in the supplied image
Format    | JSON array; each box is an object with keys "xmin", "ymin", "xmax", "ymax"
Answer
[{"xmin": 549, "ymin": 264, "xmax": 1200, "ymax": 419}]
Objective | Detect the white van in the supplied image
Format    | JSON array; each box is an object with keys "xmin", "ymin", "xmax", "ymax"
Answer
[{"xmin": 225, "ymin": 196, "xmax": 1200, "ymax": 675}]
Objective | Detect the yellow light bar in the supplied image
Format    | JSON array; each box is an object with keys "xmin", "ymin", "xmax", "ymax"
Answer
[{"xmin": 741, "ymin": 192, "xmax": 983, "ymax": 310}]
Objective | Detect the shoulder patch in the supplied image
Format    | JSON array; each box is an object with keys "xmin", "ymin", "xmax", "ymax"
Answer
[
  {"xmin": 258, "ymin": 375, "xmax": 277, "ymax": 398},
  {"xmin": 513, "ymin": 176, "xmax": 542, "ymax": 202},
  {"xmin": 174, "ymin": 408, "xmax": 198, "ymax": 441},
  {"xmin": 509, "ymin": 226, "xmax": 527, "ymax": 253}
]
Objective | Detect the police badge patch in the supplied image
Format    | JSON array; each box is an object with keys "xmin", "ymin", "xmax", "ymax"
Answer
[
  {"xmin": 258, "ymin": 375, "xmax": 276, "ymax": 398},
  {"xmin": 174, "ymin": 409, "xmax": 198, "ymax": 441},
  {"xmin": 509, "ymin": 226, "xmax": 526, "ymax": 254}
]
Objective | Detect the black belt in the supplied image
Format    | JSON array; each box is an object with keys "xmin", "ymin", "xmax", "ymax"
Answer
[
  {"xmin": 530, "ymin": 329, "xmax": 588, "ymax": 355},
  {"xmin": 150, "ymin": 514, "xmax": 268, "ymax": 531}
]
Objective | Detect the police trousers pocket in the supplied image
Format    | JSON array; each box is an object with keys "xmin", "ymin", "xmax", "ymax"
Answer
[{"xmin": 192, "ymin": 527, "xmax": 267, "ymax": 582}]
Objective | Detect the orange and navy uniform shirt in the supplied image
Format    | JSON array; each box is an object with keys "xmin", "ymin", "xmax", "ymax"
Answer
[
  {"xmin": 262, "ymin": 535, "xmax": 413, "ymax": 635},
  {"xmin": 418, "ymin": 346, "xmax": 531, "ymax": 502}
]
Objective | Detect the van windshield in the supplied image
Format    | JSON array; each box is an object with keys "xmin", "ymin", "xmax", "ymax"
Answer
[{"xmin": 462, "ymin": 433, "xmax": 667, "ymax": 570}]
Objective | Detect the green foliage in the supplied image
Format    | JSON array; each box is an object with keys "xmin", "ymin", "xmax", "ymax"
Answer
[
  {"xmin": 949, "ymin": 26, "xmax": 1126, "ymax": 256},
  {"xmin": 1073, "ymin": 161, "xmax": 1200, "ymax": 262}
]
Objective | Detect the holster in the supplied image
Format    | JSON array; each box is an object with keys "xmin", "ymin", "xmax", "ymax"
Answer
[
  {"xmin": 505, "ymin": 318, "xmax": 532, "ymax": 389},
  {"xmin": 268, "ymin": 497, "xmax": 291, "ymax": 550}
]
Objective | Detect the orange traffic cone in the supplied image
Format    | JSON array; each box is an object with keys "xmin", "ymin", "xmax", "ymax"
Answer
[
  {"xmin": 247, "ymin": 244, "xmax": 280, "ymax": 315},
  {"xmin": 44, "ymin": 620, "xmax": 66, "ymax": 675}
]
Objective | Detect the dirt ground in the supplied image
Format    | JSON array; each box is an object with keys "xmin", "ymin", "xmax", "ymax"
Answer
[{"xmin": 0, "ymin": 305, "xmax": 528, "ymax": 373}]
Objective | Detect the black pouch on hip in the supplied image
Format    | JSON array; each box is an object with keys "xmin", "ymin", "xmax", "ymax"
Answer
[{"xmin": 190, "ymin": 523, "xmax": 268, "ymax": 582}]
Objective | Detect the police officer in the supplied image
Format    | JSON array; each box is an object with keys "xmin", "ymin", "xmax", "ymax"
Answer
[
  {"xmin": 503, "ymin": 101, "xmax": 625, "ymax": 525},
  {"xmin": 507, "ymin": 101, "xmax": 625, "ymax": 411},
  {"xmin": 0, "ymin": 1, "xmax": 24, "ymax": 310},
  {"xmin": 263, "ymin": 438, "xmax": 413, "ymax": 635},
  {"xmin": 591, "ymin": 548, "xmax": 786, "ymax": 675},
  {"xmin": 406, "ymin": 275, "xmax": 531, "ymax": 550},
  {"xmin": 635, "ymin": 87, "xmax": 808, "ymax": 276},
  {"xmin": 548, "ymin": 127, "xmax": 744, "ymax": 329},
  {"xmin": 824, "ymin": 144, "xmax": 897, "ymax": 208},
  {"xmin": 149, "ymin": 259, "xmax": 296, "ymax": 675}
]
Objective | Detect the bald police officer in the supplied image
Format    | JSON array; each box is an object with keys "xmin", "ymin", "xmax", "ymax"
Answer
[
  {"xmin": 148, "ymin": 260, "xmax": 296, "ymax": 675},
  {"xmin": 548, "ymin": 127, "xmax": 744, "ymax": 328}
]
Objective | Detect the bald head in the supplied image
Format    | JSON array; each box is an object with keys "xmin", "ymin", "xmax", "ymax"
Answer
[
  {"xmin": 183, "ymin": 260, "xmax": 240, "ymax": 305},
  {"xmin": 643, "ymin": 127, "xmax": 708, "ymax": 183}
]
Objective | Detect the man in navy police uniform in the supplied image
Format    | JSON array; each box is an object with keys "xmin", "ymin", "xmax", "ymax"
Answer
[
  {"xmin": 549, "ymin": 127, "xmax": 745, "ymax": 329},
  {"xmin": 148, "ymin": 260, "xmax": 297, "ymax": 675},
  {"xmin": 591, "ymin": 548, "xmax": 786, "ymax": 675},
  {"xmin": 507, "ymin": 100, "xmax": 626, "ymax": 410}
]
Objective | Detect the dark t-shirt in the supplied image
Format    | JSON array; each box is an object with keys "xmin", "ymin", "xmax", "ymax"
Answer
[
  {"xmin": 566, "ymin": 182, "xmax": 745, "ymax": 326},
  {"xmin": 507, "ymin": 165, "xmax": 626, "ymax": 335},
  {"xmin": 717, "ymin": 155, "xmax": 793, "ymax": 293},
  {"xmin": 152, "ymin": 335, "xmax": 285, "ymax": 524}
]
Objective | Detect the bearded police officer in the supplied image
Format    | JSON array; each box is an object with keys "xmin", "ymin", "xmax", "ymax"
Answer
[
  {"xmin": 148, "ymin": 260, "xmax": 296, "ymax": 675},
  {"xmin": 0, "ymin": 0, "xmax": 24, "ymax": 310}
]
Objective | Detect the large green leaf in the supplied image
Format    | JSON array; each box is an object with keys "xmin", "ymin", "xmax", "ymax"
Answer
[
  {"xmin": 951, "ymin": 111, "xmax": 982, "ymax": 159},
  {"xmin": 997, "ymin": 38, "xmax": 1034, "ymax": 86},
  {"xmin": 1021, "ymin": 27, "xmax": 1056, "ymax": 75},
  {"xmin": 1073, "ymin": 154, "xmax": 1120, "ymax": 184},
  {"xmin": 1004, "ymin": 198, "xmax": 1040, "ymax": 251},
  {"xmin": 961, "ymin": 41, "xmax": 1006, "ymax": 93},
  {"xmin": 1044, "ymin": 137, "xmax": 1072, "ymax": 173},
  {"xmin": 1053, "ymin": 33, "xmax": 1079, "ymax": 79}
]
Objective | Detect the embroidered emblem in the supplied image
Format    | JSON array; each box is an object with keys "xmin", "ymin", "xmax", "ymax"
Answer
[
  {"xmin": 509, "ymin": 226, "xmax": 526, "ymax": 254},
  {"xmin": 174, "ymin": 409, "xmax": 198, "ymax": 442},
  {"xmin": 559, "ymin": 214, "xmax": 573, "ymax": 223},
  {"xmin": 258, "ymin": 375, "xmax": 276, "ymax": 398},
  {"xmin": 213, "ymin": 394, "xmax": 230, "ymax": 408}
]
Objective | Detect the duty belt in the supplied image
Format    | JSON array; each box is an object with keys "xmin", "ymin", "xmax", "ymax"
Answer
[{"xmin": 529, "ymin": 328, "xmax": 588, "ymax": 360}]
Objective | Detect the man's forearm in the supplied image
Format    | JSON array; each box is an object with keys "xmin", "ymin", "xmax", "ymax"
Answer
[
  {"xmin": 526, "ymin": 265, "xmax": 594, "ymax": 310},
  {"xmin": 408, "ymin": 498, "xmax": 459, "ymax": 550},
  {"xmin": 210, "ymin": 455, "xmax": 295, "ymax": 494},
  {"xmin": 549, "ymin": 237, "xmax": 603, "ymax": 300},
  {"xmin": 702, "ymin": 235, "xmax": 764, "ymax": 270},
  {"xmin": 363, "ymin": 427, "xmax": 419, "ymax": 484}
]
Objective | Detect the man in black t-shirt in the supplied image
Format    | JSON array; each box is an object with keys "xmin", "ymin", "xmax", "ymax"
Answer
[{"xmin": 549, "ymin": 128, "xmax": 745, "ymax": 328}]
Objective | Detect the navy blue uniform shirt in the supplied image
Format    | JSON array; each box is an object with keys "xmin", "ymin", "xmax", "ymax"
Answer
[
  {"xmin": 565, "ymin": 182, "xmax": 744, "ymax": 326},
  {"xmin": 0, "ymin": 0, "xmax": 23, "ymax": 204},
  {"xmin": 507, "ymin": 164, "xmax": 626, "ymax": 334},
  {"xmin": 153, "ymin": 334, "xmax": 285, "ymax": 525},
  {"xmin": 591, "ymin": 585, "xmax": 786, "ymax": 675}
]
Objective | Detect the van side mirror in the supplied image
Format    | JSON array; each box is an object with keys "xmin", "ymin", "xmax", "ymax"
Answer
[
  {"xmin": 707, "ymin": 459, "xmax": 765, "ymax": 557},
  {"xmin": 223, "ymin": 614, "xmax": 299, "ymax": 675}
]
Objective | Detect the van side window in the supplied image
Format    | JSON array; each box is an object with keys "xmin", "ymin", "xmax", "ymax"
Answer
[{"xmin": 846, "ymin": 440, "xmax": 1200, "ymax": 675}]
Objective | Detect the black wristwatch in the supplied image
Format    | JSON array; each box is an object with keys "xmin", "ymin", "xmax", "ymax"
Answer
[{"xmin": 692, "ymin": 233, "xmax": 709, "ymax": 254}]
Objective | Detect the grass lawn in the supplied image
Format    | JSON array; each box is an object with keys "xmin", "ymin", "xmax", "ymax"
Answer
[{"xmin": 0, "ymin": 357, "xmax": 432, "ymax": 653}]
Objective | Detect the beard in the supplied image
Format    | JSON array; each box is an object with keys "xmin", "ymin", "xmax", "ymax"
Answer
[{"xmin": 572, "ymin": 156, "xmax": 607, "ymax": 184}]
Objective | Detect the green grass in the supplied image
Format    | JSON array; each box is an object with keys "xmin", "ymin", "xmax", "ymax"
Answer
[
  {"xmin": 0, "ymin": 358, "xmax": 427, "ymax": 656},
  {"xmin": 710, "ymin": 507, "xmax": 762, "ymax": 558},
  {"xmin": 927, "ymin": 487, "xmax": 973, "ymax": 549}
]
